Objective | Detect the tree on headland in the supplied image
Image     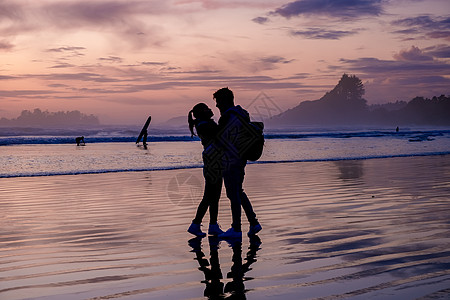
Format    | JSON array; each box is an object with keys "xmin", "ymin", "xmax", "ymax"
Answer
[
  {"xmin": 0, "ymin": 109, "xmax": 100, "ymax": 127},
  {"xmin": 273, "ymin": 74, "xmax": 369, "ymax": 125},
  {"xmin": 331, "ymin": 74, "xmax": 365, "ymax": 102},
  {"xmin": 322, "ymin": 73, "xmax": 368, "ymax": 116}
]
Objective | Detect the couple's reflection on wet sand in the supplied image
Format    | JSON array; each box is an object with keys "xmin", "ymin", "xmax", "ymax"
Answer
[{"xmin": 188, "ymin": 235, "xmax": 262, "ymax": 299}]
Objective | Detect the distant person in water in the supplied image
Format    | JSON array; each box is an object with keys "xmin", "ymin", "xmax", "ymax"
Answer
[
  {"xmin": 75, "ymin": 136, "xmax": 85, "ymax": 146},
  {"xmin": 187, "ymin": 103, "xmax": 224, "ymax": 237},
  {"xmin": 136, "ymin": 115, "xmax": 151, "ymax": 147},
  {"xmin": 213, "ymin": 87, "xmax": 261, "ymax": 239}
]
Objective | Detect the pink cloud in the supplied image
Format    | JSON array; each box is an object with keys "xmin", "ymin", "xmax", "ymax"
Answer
[
  {"xmin": 175, "ymin": 0, "xmax": 276, "ymax": 10},
  {"xmin": 393, "ymin": 46, "xmax": 433, "ymax": 61},
  {"xmin": 0, "ymin": 40, "xmax": 14, "ymax": 51}
]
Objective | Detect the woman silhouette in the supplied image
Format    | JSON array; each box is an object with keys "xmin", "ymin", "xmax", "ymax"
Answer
[{"xmin": 187, "ymin": 103, "xmax": 224, "ymax": 237}]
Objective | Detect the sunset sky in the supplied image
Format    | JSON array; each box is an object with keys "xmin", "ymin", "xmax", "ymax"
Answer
[{"xmin": 1, "ymin": 0, "xmax": 449, "ymax": 124}]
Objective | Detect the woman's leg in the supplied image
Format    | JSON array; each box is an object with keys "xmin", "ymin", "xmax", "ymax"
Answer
[
  {"xmin": 192, "ymin": 192, "xmax": 209, "ymax": 225},
  {"xmin": 193, "ymin": 167, "xmax": 222, "ymax": 224},
  {"xmin": 207, "ymin": 177, "xmax": 223, "ymax": 225}
]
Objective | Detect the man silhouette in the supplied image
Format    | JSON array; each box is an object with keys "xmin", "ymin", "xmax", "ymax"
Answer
[{"xmin": 213, "ymin": 87, "xmax": 262, "ymax": 239}]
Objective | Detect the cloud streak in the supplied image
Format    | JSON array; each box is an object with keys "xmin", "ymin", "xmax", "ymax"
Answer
[
  {"xmin": 391, "ymin": 15, "xmax": 450, "ymax": 41},
  {"xmin": 423, "ymin": 44, "xmax": 450, "ymax": 58},
  {"xmin": 337, "ymin": 57, "xmax": 450, "ymax": 75},
  {"xmin": 252, "ymin": 16, "xmax": 270, "ymax": 24},
  {"xmin": 290, "ymin": 28, "xmax": 358, "ymax": 39},
  {"xmin": 98, "ymin": 56, "xmax": 123, "ymax": 63},
  {"xmin": 223, "ymin": 52, "xmax": 296, "ymax": 72},
  {"xmin": 175, "ymin": 0, "xmax": 277, "ymax": 10},
  {"xmin": 49, "ymin": 63, "xmax": 77, "ymax": 69},
  {"xmin": 39, "ymin": 72, "xmax": 123, "ymax": 83},
  {"xmin": 271, "ymin": 0, "xmax": 384, "ymax": 19},
  {"xmin": 0, "ymin": 89, "xmax": 59, "ymax": 98},
  {"xmin": 46, "ymin": 46, "xmax": 86, "ymax": 53}
]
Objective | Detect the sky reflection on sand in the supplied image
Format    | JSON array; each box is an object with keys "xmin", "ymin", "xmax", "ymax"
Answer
[{"xmin": 0, "ymin": 155, "xmax": 449, "ymax": 299}]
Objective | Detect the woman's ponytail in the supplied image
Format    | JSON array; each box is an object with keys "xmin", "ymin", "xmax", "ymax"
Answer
[{"xmin": 188, "ymin": 110, "xmax": 196, "ymax": 138}]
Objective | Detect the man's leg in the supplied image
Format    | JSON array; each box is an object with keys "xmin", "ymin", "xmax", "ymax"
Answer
[
  {"xmin": 238, "ymin": 162, "xmax": 261, "ymax": 235},
  {"xmin": 235, "ymin": 161, "xmax": 258, "ymax": 225},
  {"xmin": 241, "ymin": 191, "xmax": 258, "ymax": 226},
  {"xmin": 223, "ymin": 164, "xmax": 242, "ymax": 232}
]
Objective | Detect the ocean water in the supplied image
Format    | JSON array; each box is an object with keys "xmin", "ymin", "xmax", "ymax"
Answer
[{"xmin": 0, "ymin": 126, "xmax": 449, "ymax": 178}]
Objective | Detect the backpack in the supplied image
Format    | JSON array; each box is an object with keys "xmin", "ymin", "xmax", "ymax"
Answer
[{"xmin": 229, "ymin": 110, "xmax": 265, "ymax": 161}]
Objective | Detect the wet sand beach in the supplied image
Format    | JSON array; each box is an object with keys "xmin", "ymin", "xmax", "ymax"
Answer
[{"xmin": 1, "ymin": 155, "xmax": 449, "ymax": 299}]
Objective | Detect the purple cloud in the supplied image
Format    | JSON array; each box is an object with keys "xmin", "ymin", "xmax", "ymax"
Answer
[
  {"xmin": 141, "ymin": 61, "xmax": 167, "ymax": 66},
  {"xmin": 393, "ymin": 46, "xmax": 433, "ymax": 61},
  {"xmin": 42, "ymin": 1, "xmax": 171, "ymax": 47},
  {"xmin": 48, "ymin": 83, "xmax": 68, "ymax": 88},
  {"xmin": 41, "ymin": 72, "xmax": 121, "ymax": 83},
  {"xmin": 392, "ymin": 15, "xmax": 450, "ymax": 30},
  {"xmin": 0, "ymin": 75, "xmax": 18, "ymax": 80},
  {"xmin": 252, "ymin": 16, "xmax": 269, "ymax": 24},
  {"xmin": 260, "ymin": 56, "xmax": 294, "ymax": 64},
  {"xmin": 0, "ymin": 90, "xmax": 58, "ymax": 98},
  {"xmin": 424, "ymin": 44, "xmax": 450, "ymax": 58},
  {"xmin": 222, "ymin": 52, "xmax": 296, "ymax": 72},
  {"xmin": 337, "ymin": 57, "xmax": 450, "ymax": 74},
  {"xmin": 175, "ymin": 0, "xmax": 278, "ymax": 10},
  {"xmin": 46, "ymin": 46, "xmax": 86, "ymax": 53},
  {"xmin": 167, "ymin": 69, "xmax": 220, "ymax": 75},
  {"xmin": 0, "ymin": 1, "xmax": 38, "ymax": 37},
  {"xmin": 391, "ymin": 15, "xmax": 450, "ymax": 40},
  {"xmin": 271, "ymin": 0, "xmax": 384, "ymax": 19},
  {"xmin": 233, "ymin": 55, "xmax": 296, "ymax": 71},
  {"xmin": 98, "ymin": 56, "xmax": 123, "ymax": 63},
  {"xmin": 43, "ymin": 1, "xmax": 165, "ymax": 26},
  {"xmin": 392, "ymin": 75, "xmax": 450, "ymax": 86},
  {"xmin": 0, "ymin": 1, "xmax": 172, "ymax": 47},
  {"xmin": 49, "ymin": 63, "xmax": 76, "ymax": 69},
  {"xmin": 427, "ymin": 31, "xmax": 450, "ymax": 39},
  {"xmin": 0, "ymin": 1, "xmax": 23, "ymax": 21},
  {"xmin": 122, "ymin": 73, "xmax": 304, "ymax": 94},
  {"xmin": 290, "ymin": 28, "xmax": 357, "ymax": 39}
]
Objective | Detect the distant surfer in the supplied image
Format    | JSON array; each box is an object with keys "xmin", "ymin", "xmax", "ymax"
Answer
[
  {"xmin": 75, "ymin": 136, "xmax": 85, "ymax": 146},
  {"xmin": 396, "ymin": 126, "xmax": 399, "ymax": 132},
  {"xmin": 136, "ymin": 115, "xmax": 151, "ymax": 148}
]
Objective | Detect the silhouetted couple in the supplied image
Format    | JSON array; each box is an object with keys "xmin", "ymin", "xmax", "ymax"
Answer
[{"xmin": 188, "ymin": 87, "xmax": 262, "ymax": 239}]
